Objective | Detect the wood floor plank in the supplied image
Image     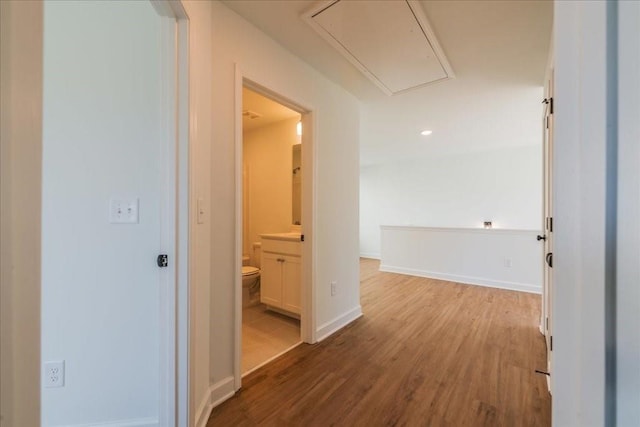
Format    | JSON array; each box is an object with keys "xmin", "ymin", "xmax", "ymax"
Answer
[{"xmin": 207, "ymin": 258, "xmax": 551, "ymax": 426}]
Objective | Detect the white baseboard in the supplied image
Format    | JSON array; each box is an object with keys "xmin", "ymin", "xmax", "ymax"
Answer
[
  {"xmin": 57, "ymin": 418, "xmax": 158, "ymax": 427},
  {"xmin": 195, "ymin": 376, "xmax": 235, "ymax": 427},
  {"xmin": 379, "ymin": 264, "xmax": 541, "ymax": 294},
  {"xmin": 316, "ymin": 305, "xmax": 363, "ymax": 342},
  {"xmin": 359, "ymin": 252, "xmax": 380, "ymax": 259}
]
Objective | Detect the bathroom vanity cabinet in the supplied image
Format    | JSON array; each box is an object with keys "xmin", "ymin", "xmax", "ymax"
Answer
[{"xmin": 260, "ymin": 234, "xmax": 302, "ymax": 316}]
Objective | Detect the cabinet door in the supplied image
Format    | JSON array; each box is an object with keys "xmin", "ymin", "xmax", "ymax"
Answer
[
  {"xmin": 260, "ymin": 253, "xmax": 282, "ymax": 308},
  {"xmin": 282, "ymin": 255, "xmax": 301, "ymax": 315}
]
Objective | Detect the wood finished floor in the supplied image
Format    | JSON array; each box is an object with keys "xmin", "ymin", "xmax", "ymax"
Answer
[{"xmin": 207, "ymin": 258, "xmax": 551, "ymax": 426}]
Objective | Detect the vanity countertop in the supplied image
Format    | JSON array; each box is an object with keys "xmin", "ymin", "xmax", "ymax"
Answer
[{"xmin": 260, "ymin": 232, "xmax": 302, "ymax": 242}]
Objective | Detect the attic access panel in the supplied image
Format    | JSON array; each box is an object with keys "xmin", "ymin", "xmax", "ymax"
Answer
[{"xmin": 304, "ymin": 0, "xmax": 454, "ymax": 96}]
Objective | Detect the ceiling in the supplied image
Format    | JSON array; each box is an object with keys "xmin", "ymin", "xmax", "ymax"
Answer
[
  {"xmin": 222, "ymin": 0, "xmax": 553, "ymax": 102},
  {"xmin": 225, "ymin": 0, "xmax": 553, "ymax": 165},
  {"xmin": 242, "ymin": 87, "xmax": 300, "ymax": 132},
  {"xmin": 304, "ymin": 0, "xmax": 454, "ymax": 95}
]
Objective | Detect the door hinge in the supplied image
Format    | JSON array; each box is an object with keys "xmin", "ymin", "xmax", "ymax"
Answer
[
  {"xmin": 157, "ymin": 254, "xmax": 168, "ymax": 268},
  {"xmin": 542, "ymin": 97, "xmax": 554, "ymax": 115},
  {"xmin": 550, "ymin": 335, "xmax": 553, "ymax": 352},
  {"xmin": 301, "ymin": 234, "xmax": 305, "ymax": 242},
  {"xmin": 546, "ymin": 217, "xmax": 553, "ymax": 232},
  {"xmin": 546, "ymin": 317, "xmax": 549, "ymax": 331}
]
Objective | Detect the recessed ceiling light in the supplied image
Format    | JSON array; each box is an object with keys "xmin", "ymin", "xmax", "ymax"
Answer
[{"xmin": 420, "ymin": 130, "xmax": 433, "ymax": 136}]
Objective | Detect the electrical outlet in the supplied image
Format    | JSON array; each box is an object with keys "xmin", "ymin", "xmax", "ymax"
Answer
[
  {"xmin": 504, "ymin": 258, "xmax": 512, "ymax": 268},
  {"xmin": 331, "ymin": 281, "xmax": 337, "ymax": 296},
  {"xmin": 44, "ymin": 361, "xmax": 65, "ymax": 388}
]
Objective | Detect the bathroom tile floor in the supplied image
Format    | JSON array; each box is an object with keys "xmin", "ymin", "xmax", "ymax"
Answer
[{"xmin": 242, "ymin": 304, "xmax": 301, "ymax": 374}]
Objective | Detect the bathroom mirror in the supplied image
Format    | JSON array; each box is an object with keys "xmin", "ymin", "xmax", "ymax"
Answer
[{"xmin": 292, "ymin": 144, "xmax": 302, "ymax": 225}]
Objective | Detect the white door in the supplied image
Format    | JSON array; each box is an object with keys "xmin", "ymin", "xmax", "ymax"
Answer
[
  {"xmin": 282, "ymin": 255, "xmax": 302, "ymax": 315},
  {"xmin": 41, "ymin": 1, "xmax": 177, "ymax": 425},
  {"xmin": 261, "ymin": 253, "xmax": 283, "ymax": 307},
  {"xmin": 541, "ymin": 70, "xmax": 554, "ymax": 388}
]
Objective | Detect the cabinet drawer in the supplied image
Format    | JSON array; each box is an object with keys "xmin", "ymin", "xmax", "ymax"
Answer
[{"xmin": 261, "ymin": 238, "xmax": 301, "ymax": 256}]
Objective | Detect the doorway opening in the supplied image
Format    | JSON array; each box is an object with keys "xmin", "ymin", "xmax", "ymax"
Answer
[{"xmin": 239, "ymin": 86, "xmax": 303, "ymax": 375}]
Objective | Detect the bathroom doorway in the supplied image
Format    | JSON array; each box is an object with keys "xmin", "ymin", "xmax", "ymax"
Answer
[{"xmin": 238, "ymin": 85, "xmax": 306, "ymax": 376}]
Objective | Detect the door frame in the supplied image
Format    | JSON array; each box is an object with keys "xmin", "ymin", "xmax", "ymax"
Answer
[
  {"xmin": 541, "ymin": 68, "xmax": 554, "ymax": 393},
  {"xmin": 149, "ymin": 1, "xmax": 191, "ymax": 425},
  {"xmin": 233, "ymin": 66, "xmax": 316, "ymax": 389}
]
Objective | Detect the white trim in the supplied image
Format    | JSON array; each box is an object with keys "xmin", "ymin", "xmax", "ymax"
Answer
[
  {"xmin": 406, "ymin": 1, "xmax": 455, "ymax": 79},
  {"xmin": 155, "ymin": 9, "xmax": 177, "ymax": 426},
  {"xmin": 194, "ymin": 377, "xmax": 235, "ymax": 427},
  {"xmin": 174, "ymin": 9, "xmax": 190, "ymax": 427},
  {"xmin": 149, "ymin": 3, "xmax": 191, "ymax": 427},
  {"xmin": 359, "ymin": 252, "xmax": 381, "ymax": 260},
  {"xmin": 316, "ymin": 306, "xmax": 363, "ymax": 342},
  {"xmin": 233, "ymin": 65, "xmax": 243, "ymax": 392},
  {"xmin": 553, "ymin": 2, "xmax": 610, "ymax": 424},
  {"xmin": 233, "ymin": 69, "xmax": 318, "ymax": 391},
  {"xmin": 379, "ymin": 264, "xmax": 541, "ymax": 294},
  {"xmin": 300, "ymin": 111, "xmax": 317, "ymax": 344},
  {"xmin": 617, "ymin": 1, "xmax": 640, "ymax": 423},
  {"xmin": 53, "ymin": 418, "xmax": 159, "ymax": 427}
]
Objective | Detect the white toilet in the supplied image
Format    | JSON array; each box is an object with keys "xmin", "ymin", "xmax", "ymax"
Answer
[{"xmin": 241, "ymin": 243, "xmax": 261, "ymax": 308}]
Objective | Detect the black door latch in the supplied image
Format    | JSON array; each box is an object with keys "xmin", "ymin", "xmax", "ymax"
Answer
[
  {"xmin": 157, "ymin": 254, "xmax": 168, "ymax": 268},
  {"xmin": 537, "ymin": 235, "xmax": 546, "ymax": 241},
  {"xmin": 546, "ymin": 252, "xmax": 553, "ymax": 268}
]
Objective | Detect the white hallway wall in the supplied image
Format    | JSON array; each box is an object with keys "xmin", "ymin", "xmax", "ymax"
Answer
[
  {"xmin": 243, "ymin": 117, "xmax": 300, "ymax": 258},
  {"xmin": 5, "ymin": 0, "xmax": 638, "ymax": 425},
  {"xmin": 198, "ymin": 1, "xmax": 361, "ymax": 421},
  {"xmin": 40, "ymin": 2, "xmax": 167, "ymax": 425},
  {"xmin": 7, "ymin": 0, "xmax": 356, "ymax": 424},
  {"xmin": 380, "ymin": 226, "xmax": 542, "ymax": 293},
  {"xmin": 360, "ymin": 145, "xmax": 542, "ymax": 259},
  {"xmin": 358, "ymin": 0, "xmax": 547, "ymax": 261},
  {"xmin": 180, "ymin": 1, "xmax": 213, "ymax": 425}
]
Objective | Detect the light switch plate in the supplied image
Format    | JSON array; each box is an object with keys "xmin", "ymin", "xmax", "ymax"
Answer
[{"xmin": 109, "ymin": 198, "xmax": 139, "ymax": 224}]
